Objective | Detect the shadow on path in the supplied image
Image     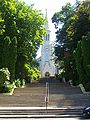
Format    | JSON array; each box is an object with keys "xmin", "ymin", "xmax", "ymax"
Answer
[{"xmin": 0, "ymin": 78, "xmax": 90, "ymax": 107}]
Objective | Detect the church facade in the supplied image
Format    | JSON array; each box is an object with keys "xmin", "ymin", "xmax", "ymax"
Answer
[{"xmin": 37, "ymin": 12, "xmax": 57, "ymax": 77}]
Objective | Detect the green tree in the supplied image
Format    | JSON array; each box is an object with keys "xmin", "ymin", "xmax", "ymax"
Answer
[
  {"xmin": 73, "ymin": 41, "xmax": 86, "ymax": 85},
  {"xmin": 9, "ymin": 37, "xmax": 17, "ymax": 81},
  {"xmin": 0, "ymin": 12, "xmax": 5, "ymax": 35},
  {"xmin": 1, "ymin": 36, "xmax": 17, "ymax": 82},
  {"xmin": 67, "ymin": 1, "xmax": 90, "ymax": 50},
  {"xmin": 52, "ymin": 1, "xmax": 90, "ymax": 84},
  {"xmin": 68, "ymin": 1, "xmax": 90, "ymax": 86},
  {"xmin": 0, "ymin": 0, "xmax": 46, "ymax": 81},
  {"xmin": 82, "ymin": 33, "xmax": 90, "ymax": 83},
  {"xmin": 52, "ymin": 3, "xmax": 74, "ymax": 81}
]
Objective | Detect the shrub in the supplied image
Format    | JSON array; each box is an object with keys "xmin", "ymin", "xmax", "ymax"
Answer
[
  {"xmin": 3, "ymin": 82, "xmax": 14, "ymax": 93},
  {"xmin": 21, "ymin": 79, "xmax": 25, "ymax": 86},
  {"xmin": 84, "ymin": 82, "xmax": 90, "ymax": 92},
  {"xmin": 0, "ymin": 82, "xmax": 14, "ymax": 93},
  {"xmin": 14, "ymin": 79, "xmax": 21, "ymax": 87},
  {"xmin": 24, "ymin": 63, "xmax": 40, "ymax": 82},
  {"xmin": 0, "ymin": 68, "xmax": 10, "ymax": 86},
  {"xmin": 55, "ymin": 74, "xmax": 62, "ymax": 82},
  {"xmin": 72, "ymin": 79, "xmax": 80, "ymax": 86}
]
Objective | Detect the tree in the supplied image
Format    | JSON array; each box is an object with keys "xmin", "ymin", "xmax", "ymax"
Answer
[
  {"xmin": 9, "ymin": 37, "xmax": 17, "ymax": 81},
  {"xmin": 52, "ymin": 3, "xmax": 74, "ymax": 81},
  {"xmin": 0, "ymin": 12, "xmax": 5, "ymax": 35},
  {"xmin": 67, "ymin": 1, "xmax": 90, "ymax": 50},
  {"xmin": 67, "ymin": 1, "xmax": 90, "ymax": 86},
  {"xmin": 0, "ymin": 0, "xmax": 46, "ymax": 81},
  {"xmin": 1, "ymin": 36, "xmax": 17, "ymax": 82},
  {"xmin": 82, "ymin": 33, "xmax": 90, "ymax": 80},
  {"xmin": 52, "ymin": 3, "xmax": 74, "ymax": 63},
  {"xmin": 73, "ymin": 41, "xmax": 86, "ymax": 85},
  {"xmin": 52, "ymin": 1, "xmax": 90, "ymax": 85},
  {"xmin": 52, "ymin": 3, "xmax": 73, "ymax": 47}
]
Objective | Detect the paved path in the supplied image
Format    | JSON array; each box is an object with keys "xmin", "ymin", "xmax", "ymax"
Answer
[{"xmin": 0, "ymin": 78, "xmax": 90, "ymax": 107}]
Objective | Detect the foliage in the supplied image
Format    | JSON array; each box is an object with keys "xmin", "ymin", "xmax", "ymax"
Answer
[
  {"xmin": 9, "ymin": 37, "xmax": 17, "ymax": 81},
  {"xmin": 52, "ymin": 3, "xmax": 73, "ymax": 28},
  {"xmin": 24, "ymin": 63, "xmax": 40, "ymax": 82},
  {"xmin": 82, "ymin": 33, "xmax": 90, "ymax": 80},
  {"xmin": 20, "ymin": 79, "xmax": 25, "ymax": 86},
  {"xmin": 0, "ymin": 82, "xmax": 14, "ymax": 93},
  {"xmin": 0, "ymin": 12, "xmax": 5, "ymax": 35},
  {"xmin": 52, "ymin": 3, "xmax": 73, "ymax": 60},
  {"xmin": 0, "ymin": 68, "xmax": 10, "ymax": 86},
  {"xmin": 84, "ymin": 81, "xmax": 90, "ymax": 92},
  {"xmin": 52, "ymin": 1, "xmax": 90, "ymax": 86},
  {"xmin": 14, "ymin": 79, "xmax": 21, "ymax": 87},
  {"xmin": 73, "ymin": 33, "xmax": 90, "ymax": 88},
  {"xmin": 1, "ymin": 36, "xmax": 11, "ymax": 68},
  {"xmin": 55, "ymin": 74, "xmax": 62, "ymax": 82},
  {"xmin": 0, "ymin": 0, "xmax": 46, "ymax": 81},
  {"xmin": 0, "ymin": 68, "xmax": 14, "ymax": 93},
  {"xmin": 67, "ymin": 1, "xmax": 90, "ymax": 50},
  {"xmin": 0, "ymin": 36, "xmax": 17, "ymax": 82},
  {"xmin": 32, "ymin": 68, "xmax": 40, "ymax": 80},
  {"xmin": 52, "ymin": 3, "xmax": 75, "ymax": 82},
  {"xmin": 73, "ymin": 41, "xmax": 85, "ymax": 85}
]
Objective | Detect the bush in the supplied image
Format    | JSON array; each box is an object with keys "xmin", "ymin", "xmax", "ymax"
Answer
[
  {"xmin": 72, "ymin": 79, "xmax": 80, "ymax": 86},
  {"xmin": 21, "ymin": 79, "xmax": 25, "ymax": 86},
  {"xmin": 55, "ymin": 74, "xmax": 59, "ymax": 79},
  {"xmin": 84, "ymin": 82, "xmax": 90, "ymax": 92},
  {"xmin": 0, "ymin": 68, "xmax": 10, "ymax": 86},
  {"xmin": 14, "ymin": 79, "xmax": 21, "ymax": 87},
  {"xmin": 24, "ymin": 64, "xmax": 40, "ymax": 82},
  {"xmin": 0, "ymin": 82, "xmax": 14, "ymax": 93},
  {"xmin": 55, "ymin": 74, "xmax": 62, "ymax": 82}
]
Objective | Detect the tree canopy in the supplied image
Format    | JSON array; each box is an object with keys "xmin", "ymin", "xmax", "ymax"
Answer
[
  {"xmin": 0, "ymin": 0, "xmax": 46, "ymax": 81},
  {"xmin": 52, "ymin": 1, "xmax": 90, "ymax": 90}
]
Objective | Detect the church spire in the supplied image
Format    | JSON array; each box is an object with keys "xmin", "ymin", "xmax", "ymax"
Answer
[
  {"xmin": 45, "ymin": 9, "xmax": 49, "ymax": 30},
  {"xmin": 45, "ymin": 9, "xmax": 48, "ymax": 18}
]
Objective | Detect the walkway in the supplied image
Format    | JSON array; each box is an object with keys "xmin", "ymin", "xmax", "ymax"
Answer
[{"xmin": 0, "ymin": 78, "xmax": 90, "ymax": 107}]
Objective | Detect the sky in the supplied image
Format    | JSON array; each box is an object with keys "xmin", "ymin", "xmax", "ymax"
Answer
[
  {"xmin": 21, "ymin": 0, "xmax": 77, "ymax": 41},
  {"xmin": 21, "ymin": 0, "xmax": 79, "ymax": 58}
]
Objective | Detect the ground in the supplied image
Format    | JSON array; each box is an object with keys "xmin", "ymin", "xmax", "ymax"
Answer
[{"xmin": 0, "ymin": 78, "xmax": 90, "ymax": 107}]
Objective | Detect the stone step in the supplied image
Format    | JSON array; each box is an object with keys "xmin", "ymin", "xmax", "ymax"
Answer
[
  {"xmin": 0, "ymin": 80, "xmax": 89, "ymax": 108},
  {"xmin": 39, "ymin": 78, "xmax": 60, "ymax": 83},
  {"xmin": 0, "ymin": 107, "xmax": 83, "ymax": 118}
]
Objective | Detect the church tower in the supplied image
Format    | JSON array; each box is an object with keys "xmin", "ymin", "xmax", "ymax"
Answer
[{"xmin": 40, "ymin": 10, "xmax": 56, "ymax": 77}]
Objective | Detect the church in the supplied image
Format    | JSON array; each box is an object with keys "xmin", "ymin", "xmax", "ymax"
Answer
[{"xmin": 37, "ymin": 11, "xmax": 57, "ymax": 77}]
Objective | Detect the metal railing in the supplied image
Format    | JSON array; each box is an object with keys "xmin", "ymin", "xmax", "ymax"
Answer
[{"xmin": 45, "ymin": 81, "xmax": 49, "ymax": 110}]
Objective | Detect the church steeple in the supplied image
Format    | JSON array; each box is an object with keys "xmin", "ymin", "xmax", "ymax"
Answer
[
  {"xmin": 39, "ymin": 9, "xmax": 56, "ymax": 77},
  {"xmin": 44, "ymin": 9, "xmax": 50, "ymax": 41},
  {"xmin": 45, "ymin": 9, "xmax": 49, "ymax": 31}
]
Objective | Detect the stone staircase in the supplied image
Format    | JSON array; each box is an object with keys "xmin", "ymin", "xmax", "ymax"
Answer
[
  {"xmin": 0, "ymin": 78, "xmax": 90, "ymax": 118},
  {"xmin": 0, "ymin": 107, "xmax": 83, "ymax": 118},
  {"xmin": 0, "ymin": 78, "xmax": 90, "ymax": 107},
  {"xmin": 0, "ymin": 83, "xmax": 46, "ymax": 107},
  {"xmin": 49, "ymin": 83, "xmax": 90, "ymax": 107}
]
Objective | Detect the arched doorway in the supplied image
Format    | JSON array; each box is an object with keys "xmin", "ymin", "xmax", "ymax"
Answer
[{"xmin": 45, "ymin": 72, "xmax": 50, "ymax": 77}]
